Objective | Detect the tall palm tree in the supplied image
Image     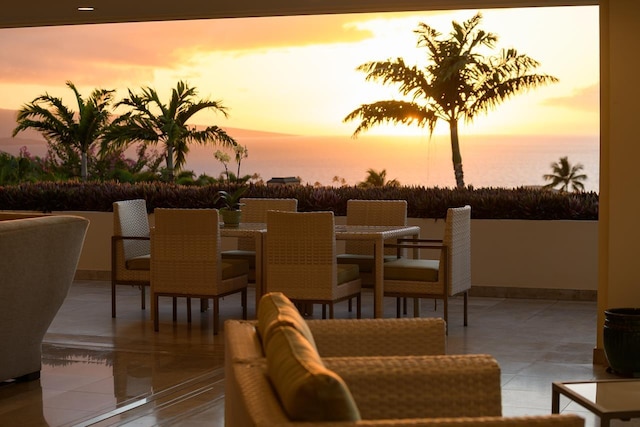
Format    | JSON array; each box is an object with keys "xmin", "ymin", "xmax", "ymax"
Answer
[
  {"xmin": 357, "ymin": 168, "xmax": 400, "ymax": 188},
  {"xmin": 12, "ymin": 81, "xmax": 115, "ymax": 181},
  {"xmin": 344, "ymin": 13, "xmax": 558, "ymax": 189},
  {"xmin": 104, "ymin": 81, "xmax": 236, "ymax": 181},
  {"xmin": 543, "ymin": 156, "xmax": 587, "ymax": 192}
]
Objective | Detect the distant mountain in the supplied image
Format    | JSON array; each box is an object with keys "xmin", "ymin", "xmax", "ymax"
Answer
[{"xmin": 0, "ymin": 107, "xmax": 295, "ymax": 149}]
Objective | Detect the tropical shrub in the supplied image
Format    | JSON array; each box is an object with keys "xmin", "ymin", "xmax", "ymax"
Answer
[{"xmin": 0, "ymin": 182, "xmax": 598, "ymax": 220}]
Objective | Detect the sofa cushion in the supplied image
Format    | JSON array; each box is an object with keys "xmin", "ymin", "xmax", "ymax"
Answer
[
  {"xmin": 265, "ymin": 324, "xmax": 361, "ymax": 422},
  {"xmin": 257, "ymin": 292, "xmax": 317, "ymax": 352}
]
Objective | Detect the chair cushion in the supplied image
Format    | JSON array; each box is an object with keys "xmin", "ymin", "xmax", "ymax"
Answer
[
  {"xmin": 384, "ymin": 259, "xmax": 440, "ymax": 282},
  {"xmin": 222, "ymin": 250, "xmax": 256, "ymax": 269},
  {"xmin": 221, "ymin": 259, "xmax": 250, "ymax": 280},
  {"xmin": 265, "ymin": 324, "xmax": 361, "ymax": 422},
  {"xmin": 337, "ymin": 254, "xmax": 397, "ymax": 273},
  {"xmin": 257, "ymin": 292, "xmax": 318, "ymax": 352},
  {"xmin": 125, "ymin": 254, "xmax": 150, "ymax": 270},
  {"xmin": 337, "ymin": 263, "xmax": 360, "ymax": 285}
]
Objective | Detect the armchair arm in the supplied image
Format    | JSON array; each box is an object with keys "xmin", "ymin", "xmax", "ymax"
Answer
[
  {"xmin": 324, "ymin": 354, "xmax": 502, "ymax": 420},
  {"xmin": 385, "ymin": 238, "xmax": 446, "ymax": 258},
  {"xmin": 307, "ymin": 318, "xmax": 445, "ymax": 357}
]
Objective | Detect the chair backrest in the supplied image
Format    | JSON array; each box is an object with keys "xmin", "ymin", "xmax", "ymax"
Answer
[
  {"xmin": 265, "ymin": 211, "xmax": 337, "ymax": 300},
  {"xmin": 113, "ymin": 199, "xmax": 150, "ymax": 260},
  {"xmin": 345, "ymin": 199, "xmax": 407, "ymax": 255},
  {"xmin": 151, "ymin": 208, "xmax": 221, "ymax": 294},
  {"xmin": 237, "ymin": 198, "xmax": 297, "ymax": 251},
  {"xmin": 443, "ymin": 205, "xmax": 471, "ymax": 296}
]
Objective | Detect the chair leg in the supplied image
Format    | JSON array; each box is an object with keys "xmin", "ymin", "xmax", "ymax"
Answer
[
  {"xmin": 141, "ymin": 284, "xmax": 146, "ymax": 310},
  {"xmin": 200, "ymin": 298, "xmax": 208, "ymax": 312},
  {"xmin": 464, "ymin": 291, "xmax": 468, "ymax": 326},
  {"xmin": 413, "ymin": 298, "xmax": 420, "ymax": 317},
  {"xmin": 403, "ymin": 297, "xmax": 408, "ymax": 315},
  {"xmin": 356, "ymin": 294, "xmax": 361, "ymax": 319},
  {"xmin": 154, "ymin": 294, "xmax": 159, "ymax": 332},
  {"xmin": 213, "ymin": 298, "xmax": 220, "ymax": 335},
  {"xmin": 172, "ymin": 297, "xmax": 177, "ymax": 322},
  {"xmin": 187, "ymin": 297, "xmax": 192, "ymax": 323},
  {"xmin": 329, "ymin": 303, "xmax": 334, "ymax": 319},
  {"xmin": 396, "ymin": 298, "xmax": 401, "ymax": 318},
  {"xmin": 322, "ymin": 304, "xmax": 327, "ymax": 319},
  {"xmin": 242, "ymin": 289, "xmax": 248, "ymax": 320},
  {"xmin": 111, "ymin": 280, "xmax": 116, "ymax": 318},
  {"xmin": 348, "ymin": 298, "xmax": 353, "ymax": 312},
  {"xmin": 444, "ymin": 297, "xmax": 449, "ymax": 335}
]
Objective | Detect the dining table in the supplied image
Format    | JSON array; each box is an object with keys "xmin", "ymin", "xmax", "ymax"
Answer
[{"xmin": 220, "ymin": 222, "xmax": 421, "ymax": 318}]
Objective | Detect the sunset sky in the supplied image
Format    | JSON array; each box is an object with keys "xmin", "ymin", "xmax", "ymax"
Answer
[{"xmin": 0, "ymin": 5, "xmax": 599, "ymax": 139}]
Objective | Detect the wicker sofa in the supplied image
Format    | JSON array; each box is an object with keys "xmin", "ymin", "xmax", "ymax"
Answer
[{"xmin": 224, "ymin": 292, "xmax": 583, "ymax": 427}]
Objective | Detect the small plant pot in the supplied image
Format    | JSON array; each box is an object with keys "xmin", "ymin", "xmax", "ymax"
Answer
[
  {"xmin": 220, "ymin": 209, "xmax": 242, "ymax": 228},
  {"xmin": 603, "ymin": 308, "xmax": 640, "ymax": 377}
]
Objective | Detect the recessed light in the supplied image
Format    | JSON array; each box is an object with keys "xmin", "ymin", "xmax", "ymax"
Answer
[{"xmin": 77, "ymin": 6, "xmax": 95, "ymax": 11}]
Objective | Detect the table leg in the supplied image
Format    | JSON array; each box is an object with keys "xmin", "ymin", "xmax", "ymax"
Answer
[{"xmin": 551, "ymin": 387, "xmax": 560, "ymax": 414}]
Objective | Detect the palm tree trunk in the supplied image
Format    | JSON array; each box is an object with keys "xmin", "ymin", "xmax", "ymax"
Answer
[
  {"xmin": 80, "ymin": 152, "xmax": 88, "ymax": 182},
  {"xmin": 449, "ymin": 119, "xmax": 465, "ymax": 189},
  {"xmin": 166, "ymin": 145, "xmax": 175, "ymax": 182}
]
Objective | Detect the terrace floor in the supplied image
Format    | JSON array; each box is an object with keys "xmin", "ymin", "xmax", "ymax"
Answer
[{"xmin": 0, "ymin": 280, "xmax": 634, "ymax": 427}]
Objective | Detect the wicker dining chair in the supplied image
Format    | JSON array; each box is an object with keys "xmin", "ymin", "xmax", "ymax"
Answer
[
  {"xmin": 337, "ymin": 199, "xmax": 408, "ymax": 287},
  {"xmin": 383, "ymin": 205, "xmax": 471, "ymax": 329},
  {"xmin": 265, "ymin": 210, "xmax": 362, "ymax": 319},
  {"xmin": 111, "ymin": 199, "xmax": 151, "ymax": 318},
  {"xmin": 151, "ymin": 208, "xmax": 249, "ymax": 335},
  {"xmin": 222, "ymin": 198, "xmax": 297, "ymax": 282}
]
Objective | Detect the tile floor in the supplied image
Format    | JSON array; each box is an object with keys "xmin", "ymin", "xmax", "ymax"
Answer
[{"xmin": 0, "ymin": 280, "xmax": 636, "ymax": 426}]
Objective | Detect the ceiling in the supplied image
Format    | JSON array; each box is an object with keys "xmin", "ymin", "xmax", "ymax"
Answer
[{"xmin": 2, "ymin": 0, "xmax": 597, "ymax": 29}]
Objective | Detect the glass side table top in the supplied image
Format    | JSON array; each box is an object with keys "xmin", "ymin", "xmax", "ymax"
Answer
[
  {"xmin": 552, "ymin": 379, "xmax": 640, "ymax": 427},
  {"xmin": 560, "ymin": 380, "xmax": 640, "ymax": 412}
]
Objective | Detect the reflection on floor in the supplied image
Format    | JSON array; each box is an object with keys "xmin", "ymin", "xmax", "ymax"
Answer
[{"xmin": 0, "ymin": 280, "xmax": 635, "ymax": 427}]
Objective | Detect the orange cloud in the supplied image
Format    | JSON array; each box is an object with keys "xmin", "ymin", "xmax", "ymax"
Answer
[
  {"xmin": 543, "ymin": 84, "xmax": 599, "ymax": 112},
  {"xmin": 0, "ymin": 14, "xmax": 378, "ymax": 87}
]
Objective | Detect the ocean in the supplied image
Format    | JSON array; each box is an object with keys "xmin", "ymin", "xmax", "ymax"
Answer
[
  {"xmin": 187, "ymin": 133, "xmax": 600, "ymax": 192},
  {"xmin": 2, "ymin": 133, "xmax": 600, "ymax": 192}
]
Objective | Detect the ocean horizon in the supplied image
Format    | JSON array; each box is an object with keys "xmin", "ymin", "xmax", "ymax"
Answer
[{"xmin": 1, "ymin": 133, "xmax": 600, "ymax": 192}]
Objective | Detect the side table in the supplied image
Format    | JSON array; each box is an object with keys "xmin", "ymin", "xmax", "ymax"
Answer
[{"xmin": 552, "ymin": 379, "xmax": 640, "ymax": 427}]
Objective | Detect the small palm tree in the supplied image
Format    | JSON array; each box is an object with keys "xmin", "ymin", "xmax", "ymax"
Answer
[
  {"xmin": 344, "ymin": 13, "xmax": 558, "ymax": 189},
  {"xmin": 12, "ymin": 81, "xmax": 115, "ymax": 181},
  {"xmin": 543, "ymin": 156, "xmax": 587, "ymax": 192},
  {"xmin": 104, "ymin": 81, "xmax": 235, "ymax": 182},
  {"xmin": 357, "ymin": 168, "xmax": 400, "ymax": 188}
]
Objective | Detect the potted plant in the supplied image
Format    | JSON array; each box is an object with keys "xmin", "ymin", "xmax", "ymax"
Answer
[{"xmin": 216, "ymin": 185, "xmax": 248, "ymax": 227}]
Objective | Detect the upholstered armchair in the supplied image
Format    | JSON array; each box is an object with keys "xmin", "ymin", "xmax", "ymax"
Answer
[{"xmin": 0, "ymin": 215, "xmax": 89, "ymax": 382}]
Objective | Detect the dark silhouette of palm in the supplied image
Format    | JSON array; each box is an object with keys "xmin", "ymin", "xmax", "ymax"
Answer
[
  {"xmin": 12, "ymin": 81, "xmax": 114, "ymax": 181},
  {"xmin": 104, "ymin": 81, "xmax": 235, "ymax": 181},
  {"xmin": 357, "ymin": 168, "xmax": 400, "ymax": 188},
  {"xmin": 543, "ymin": 156, "xmax": 587, "ymax": 192},
  {"xmin": 344, "ymin": 13, "xmax": 558, "ymax": 189}
]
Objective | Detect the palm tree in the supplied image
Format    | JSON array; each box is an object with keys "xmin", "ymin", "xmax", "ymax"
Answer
[
  {"xmin": 104, "ymin": 81, "xmax": 236, "ymax": 181},
  {"xmin": 344, "ymin": 13, "xmax": 558, "ymax": 189},
  {"xmin": 12, "ymin": 81, "xmax": 115, "ymax": 181},
  {"xmin": 543, "ymin": 156, "xmax": 587, "ymax": 192},
  {"xmin": 357, "ymin": 168, "xmax": 400, "ymax": 188}
]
